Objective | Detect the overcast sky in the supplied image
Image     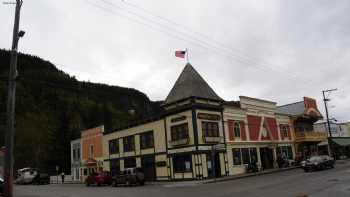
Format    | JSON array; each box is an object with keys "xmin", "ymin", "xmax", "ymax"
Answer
[{"xmin": 1, "ymin": 0, "xmax": 350, "ymax": 122}]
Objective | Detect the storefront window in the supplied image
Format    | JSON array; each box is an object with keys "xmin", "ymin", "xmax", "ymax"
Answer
[
  {"xmin": 233, "ymin": 148, "xmax": 258, "ymax": 165},
  {"xmin": 233, "ymin": 148, "xmax": 242, "ymax": 165},
  {"xmin": 242, "ymin": 148, "xmax": 250, "ymax": 164},
  {"xmin": 250, "ymin": 148, "xmax": 258, "ymax": 163},
  {"xmin": 173, "ymin": 154, "xmax": 192, "ymax": 172},
  {"xmin": 277, "ymin": 146, "xmax": 293, "ymax": 160},
  {"xmin": 124, "ymin": 158, "xmax": 136, "ymax": 168}
]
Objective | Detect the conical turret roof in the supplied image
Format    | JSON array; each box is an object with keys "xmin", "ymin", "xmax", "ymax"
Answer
[{"xmin": 164, "ymin": 63, "xmax": 223, "ymax": 105}]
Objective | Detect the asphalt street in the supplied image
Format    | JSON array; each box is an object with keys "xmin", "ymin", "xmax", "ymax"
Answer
[{"xmin": 14, "ymin": 160, "xmax": 350, "ymax": 197}]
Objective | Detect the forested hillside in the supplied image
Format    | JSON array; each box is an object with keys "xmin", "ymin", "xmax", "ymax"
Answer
[{"xmin": 0, "ymin": 49, "xmax": 163, "ymax": 174}]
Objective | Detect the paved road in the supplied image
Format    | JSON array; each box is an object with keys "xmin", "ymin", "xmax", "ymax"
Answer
[{"xmin": 15, "ymin": 161, "xmax": 350, "ymax": 197}]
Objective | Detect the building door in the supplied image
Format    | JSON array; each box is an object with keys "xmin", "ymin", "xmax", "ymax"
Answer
[
  {"xmin": 260, "ymin": 147, "xmax": 274, "ymax": 170},
  {"xmin": 141, "ymin": 156, "xmax": 156, "ymax": 181},
  {"xmin": 214, "ymin": 153, "xmax": 221, "ymax": 177},
  {"xmin": 110, "ymin": 159, "xmax": 120, "ymax": 176}
]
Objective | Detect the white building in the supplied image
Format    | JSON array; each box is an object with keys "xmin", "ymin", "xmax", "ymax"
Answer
[
  {"xmin": 314, "ymin": 121, "xmax": 350, "ymax": 137},
  {"xmin": 70, "ymin": 138, "xmax": 82, "ymax": 181}
]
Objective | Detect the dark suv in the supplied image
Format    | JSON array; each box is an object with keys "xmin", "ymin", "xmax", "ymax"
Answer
[{"xmin": 112, "ymin": 168, "xmax": 145, "ymax": 186}]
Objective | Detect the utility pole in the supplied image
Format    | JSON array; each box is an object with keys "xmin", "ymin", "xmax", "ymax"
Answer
[
  {"xmin": 322, "ymin": 88, "xmax": 337, "ymax": 160},
  {"xmin": 4, "ymin": 1, "xmax": 24, "ymax": 197}
]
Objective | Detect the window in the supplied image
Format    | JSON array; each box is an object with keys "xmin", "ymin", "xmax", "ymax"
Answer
[
  {"xmin": 124, "ymin": 158, "xmax": 136, "ymax": 168},
  {"xmin": 123, "ymin": 136, "xmax": 135, "ymax": 152},
  {"xmin": 280, "ymin": 125, "xmax": 289, "ymax": 138},
  {"xmin": 173, "ymin": 154, "xmax": 192, "ymax": 172},
  {"xmin": 277, "ymin": 146, "xmax": 293, "ymax": 160},
  {"xmin": 250, "ymin": 148, "xmax": 258, "ymax": 163},
  {"xmin": 233, "ymin": 148, "xmax": 242, "ymax": 165},
  {"xmin": 140, "ymin": 131, "xmax": 154, "ymax": 149},
  {"xmin": 234, "ymin": 122, "xmax": 241, "ymax": 138},
  {"xmin": 89, "ymin": 145, "xmax": 94, "ymax": 158},
  {"xmin": 233, "ymin": 148, "xmax": 258, "ymax": 165},
  {"xmin": 73, "ymin": 149, "xmax": 76, "ymax": 160},
  {"xmin": 202, "ymin": 121, "xmax": 219, "ymax": 137},
  {"xmin": 171, "ymin": 123, "xmax": 189, "ymax": 141},
  {"xmin": 241, "ymin": 148, "xmax": 250, "ymax": 164},
  {"xmin": 109, "ymin": 139, "xmax": 119, "ymax": 154},
  {"xmin": 77, "ymin": 148, "xmax": 80, "ymax": 159},
  {"xmin": 110, "ymin": 159, "xmax": 120, "ymax": 176}
]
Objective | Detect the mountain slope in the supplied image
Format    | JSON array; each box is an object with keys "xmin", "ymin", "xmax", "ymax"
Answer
[{"xmin": 0, "ymin": 49, "xmax": 163, "ymax": 173}]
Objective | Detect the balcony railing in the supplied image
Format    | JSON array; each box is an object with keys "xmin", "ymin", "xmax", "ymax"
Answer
[
  {"xmin": 169, "ymin": 138, "xmax": 190, "ymax": 146},
  {"xmin": 295, "ymin": 131, "xmax": 327, "ymax": 142}
]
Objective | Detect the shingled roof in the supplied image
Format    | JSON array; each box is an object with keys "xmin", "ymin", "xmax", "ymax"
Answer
[
  {"xmin": 164, "ymin": 63, "xmax": 223, "ymax": 105},
  {"xmin": 277, "ymin": 101, "xmax": 305, "ymax": 116}
]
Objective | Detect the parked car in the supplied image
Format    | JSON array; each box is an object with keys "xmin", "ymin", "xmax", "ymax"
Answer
[
  {"xmin": 112, "ymin": 168, "xmax": 145, "ymax": 187},
  {"xmin": 32, "ymin": 172, "xmax": 50, "ymax": 185},
  {"xmin": 85, "ymin": 172, "xmax": 112, "ymax": 186},
  {"xmin": 15, "ymin": 168, "xmax": 38, "ymax": 184},
  {"xmin": 0, "ymin": 177, "xmax": 3, "ymax": 195},
  {"xmin": 301, "ymin": 155, "xmax": 335, "ymax": 172}
]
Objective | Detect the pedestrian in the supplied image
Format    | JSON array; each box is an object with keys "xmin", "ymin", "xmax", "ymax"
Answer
[{"xmin": 61, "ymin": 171, "xmax": 65, "ymax": 184}]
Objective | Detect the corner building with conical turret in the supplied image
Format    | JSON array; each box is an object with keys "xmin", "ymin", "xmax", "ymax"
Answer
[{"xmin": 102, "ymin": 64, "xmax": 323, "ymax": 181}]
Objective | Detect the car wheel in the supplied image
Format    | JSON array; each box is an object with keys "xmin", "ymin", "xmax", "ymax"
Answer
[
  {"xmin": 139, "ymin": 180, "xmax": 145, "ymax": 186},
  {"xmin": 97, "ymin": 182, "xmax": 101, "ymax": 187},
  {"xmin": 86, "ymin": 181, "xmax": 90, "ymax": 187},
  {"xmin": 112, "ymin": 180, "xmax": 118, "ymax": 187},
  {"xmin": 304, "ymin": 168, "xmax": 309, "ymax": 172}
]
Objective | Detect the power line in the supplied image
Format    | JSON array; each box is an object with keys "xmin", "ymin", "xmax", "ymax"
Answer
[
  {"xmin": 87, "ymin": 0, "xmax": 317, "ymax": 87},
  {"xmin": 104, "ymin": 0, "xmax": 317, "ymax": 86},
  {"xmin": 117, "ymin": 0, "xmax": 301, "ymax": 75}
]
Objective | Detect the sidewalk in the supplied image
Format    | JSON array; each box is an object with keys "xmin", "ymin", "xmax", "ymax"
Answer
[
  {"xmin": 159, "ymin": 159, "xmax": 350, "ymax": 187},
  {"xmin": 156, "ymin": 166, "xmax": 299, "ymax": 187}
]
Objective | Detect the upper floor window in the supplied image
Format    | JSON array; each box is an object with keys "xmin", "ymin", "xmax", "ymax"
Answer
[
  {"xmin": 280, "ymin": 125, "xmax": 289, "ymax": 138},
  {"xmin": 171, "ymin": 123, "xmax": 189, "ymax": 141},
  {"xmin": 140, "ymin": 131, "xmax": 154, "ymax": 149},
  {"xmin": 234, "ymin": 122, "xmax": 241, "ymax": 138},
  {"xmin": 109, "ymin": 139, "xmax": 119, "ymax": 154},
  {"xmin": 73, "ymin": 149, "xmax": 76, "ymax": 160},
  {"xmin": 202, "ymin": 122, "xmax": 219, "ymax": 137},
  {"xmin": 123, "ymin": 136, "xmax": 135, "ymax": 152},
  {"xmin": 77, "ymin": 148, "xmax": 80, "ymax": 159}
]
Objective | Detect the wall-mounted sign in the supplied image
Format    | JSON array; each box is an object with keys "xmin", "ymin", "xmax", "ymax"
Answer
[
  {"xmin": 198, "ymin": 113, "xmax": 221, "ymax": 121},
  {"xmin": 171, "ymin": 116, "xmax": 186, "ymax": 123},
  {"xmin": 156, "ymin": 161, "xmax": 167, "ymax": 167}
]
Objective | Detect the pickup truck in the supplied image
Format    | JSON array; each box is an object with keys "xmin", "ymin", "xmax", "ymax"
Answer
[{"xmin": 112, "ymin": 168, "xmax": 145, "ymax": 186}]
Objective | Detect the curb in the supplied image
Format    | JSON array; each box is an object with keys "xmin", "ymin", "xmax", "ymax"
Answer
[{"xmin": 203, "ymin": 166, "xmax": 300, "ymax": 184}]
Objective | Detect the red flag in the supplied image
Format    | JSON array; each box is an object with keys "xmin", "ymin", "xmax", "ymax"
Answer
[{"xmin": 175, "ymin": 50, "xmax": 186, "ymax": 58}]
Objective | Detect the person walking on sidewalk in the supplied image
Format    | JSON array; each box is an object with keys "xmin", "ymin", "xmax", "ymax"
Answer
[{"xmin": 60, "ymin": 171, "xmax": 65, "ymax": 184}]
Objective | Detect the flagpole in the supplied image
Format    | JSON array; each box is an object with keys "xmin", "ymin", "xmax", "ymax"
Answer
[{"xmin": 185, "ymin": 48, "xmax": 189, "ymax": 63}]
